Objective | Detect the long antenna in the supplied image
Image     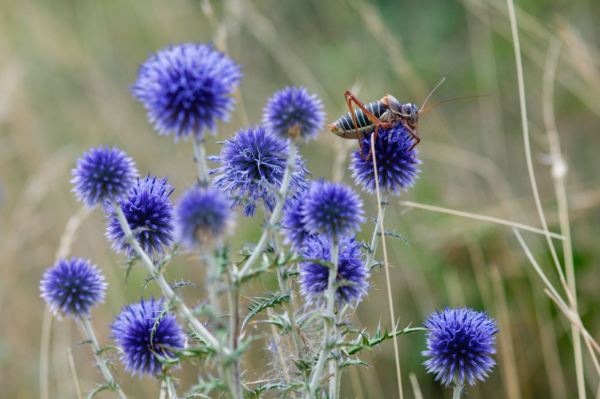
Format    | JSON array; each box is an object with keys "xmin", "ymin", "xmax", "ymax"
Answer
[
  {"xmin": 419, "ymin": 77, "xmax": 446, "ymax": 113},
  {"xmin": 420, "ymin": 95, "xmax": 492, "ymax": 114}
]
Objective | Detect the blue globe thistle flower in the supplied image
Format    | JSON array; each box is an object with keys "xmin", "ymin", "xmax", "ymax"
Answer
[
  {"xmin": 40, "ymin": 257, "xmax": 108, "ymax": 319},
  {"xmin": 208, "ymin": 125, "xmax": 310, "ymax": 217},
  {"xmin": 71, "ymin": 146, "xmax": 138, "ymax": 208},
  {"xmin": 422, "ymin": 307, "xmax": 498, "ymax": 387},
  {"xmin": 174, "ymin": 187, "xmax": 236, "ymax": 250},
  {"xmin": 301, "ymin": 180, "xmax": 364, "ymax": 240},
  {"xmin": 110, "ymin": 297, "xmax": 185, "ymax": 378},
  {"xmin": 281, "ymin": 197, "xmax": 311, "ymax": 250},
  {"xmin": 105, "ymin": 175, "xmax": 175, "ymax": 260},
  {"xmin": 299, "ymin": 234, "xmax": 369, "ymax": 306},
  {"xmin": 262, "ymin": 86, "xmax": 326, "ymax": 141},
  {"xmin": 349, "ymin": 125, "xmax": 421, "ymax": 196},
  {"xmin": 131, "ymin": 43, "xmax": 243, "ymax": 141}
]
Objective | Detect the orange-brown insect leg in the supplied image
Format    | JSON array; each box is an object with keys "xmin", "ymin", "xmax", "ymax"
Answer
[{"xmin": 403, "ymin": 120, "xmax": 421, "ymax": 151}]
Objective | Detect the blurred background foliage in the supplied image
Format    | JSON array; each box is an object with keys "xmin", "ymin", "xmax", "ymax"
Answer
[{"xmin": 1, "ymin": 0, "xmax": 600, "ymax": 397}]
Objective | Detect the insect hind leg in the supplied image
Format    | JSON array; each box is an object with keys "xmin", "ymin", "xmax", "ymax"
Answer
[{"xmin": 344, "ymin": 90, "xmax": 392, "ymax": 160}]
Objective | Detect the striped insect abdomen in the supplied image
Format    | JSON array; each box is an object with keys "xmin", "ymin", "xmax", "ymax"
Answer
[{"xmin": 330, "ymin": 101, "xmax": 387, "ymax": 139}]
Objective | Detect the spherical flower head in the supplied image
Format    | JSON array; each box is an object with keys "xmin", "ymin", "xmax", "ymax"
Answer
[
  {"xmin": 174, "ymin": 187, "xmax": 236, "ymax": 250},
  {"xmin": 208, "ymin": 125, "xmax": 310, "ymax": 217},
  {"xmin": 105, "ymin": 175, "xmax": 175, "ymax": 260},
  {"xmin": 40, "ymin": 257, "xmax": 107, "ymax": 319},
  {"xmin": 422, "ymin": 306, "xmax": 499, "ymax": 387},
  {"xmin": 110, "ymin": 297, "xmax": 185, "ymax": 378},
  {"xmin": 301, "ymin": 180, "xmax": 365, "ymax": 240},
  {"xmin": 299, "ymin": 234, "xmax": 369, "ymax": 306},
  {"xmin": 71, "ymin": 146, "xmax": 138, "ymax": 208},
  {"xmin": 281, "ymin": 196, "xmax": 311, "ymax": 250},
  {"xmin": 262, "ymin": 86, "xmax": 326, "ymax": 141},
  {"xmin": 350, "ymin": 125, "xmax": 421, "ymax": 196},
  {"xmin": 131, "ymin": 43, "xmax": 243, "ymax": 141}
]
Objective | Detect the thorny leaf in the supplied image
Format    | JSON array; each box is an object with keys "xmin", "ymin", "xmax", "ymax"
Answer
[
  {"xmin": 172, "ymin": 280, "xmax": 204, "ymax": 292},
  {"xmin": 74, "ymin": 339, "xmax": 92, "ymax": 348},
  {"xmin": 156, "ymin": 245, "xmax": 183, "ymax": 274},
  {"xmin": 85, "ymin": 381, "xmax": 119, "ymax": 399},
  {"xmin": 241, "ymin": 289, "xmax": 292, "ymax": 331},
  {"xmin": 186, "ymin": 376, "xmax": 228, "ymax": 397},
  {"xmin": 342, "ymin": 323, "xmax": 427, "ymax": 356},
  {"xmin": 96, "ymin": 345, "xmax": 122, "ymax": 357},
  {"xmin": 150, "ymin": 308, "xmax": 169, "ymax": 350},
  {"xmin": 140, "ymin": 275, "xmax": 155, "ymax": 294},
  {"xmin": 339, "ymin": 358, "xmax": 369, "ymax": 369}
]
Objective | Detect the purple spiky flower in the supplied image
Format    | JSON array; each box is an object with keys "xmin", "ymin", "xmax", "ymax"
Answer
[
  {"xmin": 422, "ymin": 306, "xmax": 498, "ymax": 387},
  {"xmin": 40, "ymin": 257, "xmax": 108, "ymax": 319},
  {"xmin": 110, "ymin": 297, "xmax": 185, "ymax": 378},
  {"xmin": 301, "ymin": 180, "xmax": 364, "ymax": 240},
  {"xmin": 105, "ymin": 175, "xmax": 175, "ymax": 260},
  {"xmin": 174, "ymin": 187, "xmax": 235, "ymax": 250},
  {"xmin": 71, "ymin": 146, "xmax": 137, "ymax": 208},
  {"xmin": 299, "ymin": 234, "xmax": 369, "ymax": 306},
  {"xmin": 131, "ymin": 43, "xmax": 243, "ymax": 141},
  {"xmin": 209, "ymin": 125, "xmax": 310, "ymax": 217},
  {"xmin": 262, "ymin": 86, "xmax": 326, "ymax": 141},
  {"xmin": 349, "ymin": 126, "xmax": 421, "ymax": 196}
]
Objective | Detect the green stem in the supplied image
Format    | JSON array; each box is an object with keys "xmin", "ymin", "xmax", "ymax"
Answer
[
  {"xmin": 227, "ymin": 268, "xmax": 243, "ymax": 399},
  {"xmin": 81, "ymin": 318, "xmax": 128, "ymax": 399},
  {"xmin": 307, "ymin": 238, "xmax": 339, "ymax": 399},
  {"xmin": 364, "ymin": 196, "xmax": 387, "ymax": 270},
  {"xmin": 114, "ymin": 205, "xmax": 222, "ymax": 352},
  {"xmin": 267, "ymin": 213, "xmax": 305, "ymax": 358},
  {"xmin": 453, "ymin": 375, "xmax": 462, "ymax": 399},
  {"xmin": 238, "ymin": 143, "xmax": 296, "ymax": 277},
  {"xmin": 193, "ymin": 136, "xmax": 210, "ymax": 185}
]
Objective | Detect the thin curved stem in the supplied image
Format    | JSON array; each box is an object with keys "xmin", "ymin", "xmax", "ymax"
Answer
[
  {"xmin": 372, "ymin": 134, "xmax": 403, "ymax": 399},
  {"xmin": 453, "ymin": 375, "xmax": 462, "ymax": 399},
  {"xmin": 364, "ymin": 200, "xmax": 387, "ymax": 269},
  {"xmin": 193, "ymin": 137, "xmax": 210, "ymax": 185},
  {"xmin": 307, "ymin": 239, "xmax": 339, "ymax": 399},
  {"xmin": 114, "ymin": 204, "xmax": 221, "ymax": 351},
  {"xmin": 238, "ymin": 143, "xmax": 296, "ymax": 277},
  {"xmin": 81, "ymin": 318, "xmax": 128, "ymax": 399}
]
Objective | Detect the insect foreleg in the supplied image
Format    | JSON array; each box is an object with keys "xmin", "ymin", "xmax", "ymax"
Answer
[{"xmin": 402, "ymin": 120, "xmax": 421, "ymax": 151}]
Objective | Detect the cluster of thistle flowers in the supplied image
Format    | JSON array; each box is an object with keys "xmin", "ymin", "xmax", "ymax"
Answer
[{"xmin": 39, "ymin": 42, "xmax": 499, "ymax": 398}]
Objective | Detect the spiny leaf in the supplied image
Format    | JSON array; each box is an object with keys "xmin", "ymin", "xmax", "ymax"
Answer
[
  {"xmin": 343, "ymin": 323, "xmax": 428, "ymax": 355},
  {"xmin": 156, "ymin": 245, "xmax": 183, "ymax": 274},
  {"xmin": 85, "ymin": 381, "xmax": 119, "ymax": 399},
  {"xmin": 382, "ymin": 229, "xmax": 416, "ymax": 252},
  {"xmin": 74, "ymin": 339, "xmax": 92, "ymax": 348},
  {"xmin": 96, "ymin": 345, "xmax": 122, "ymax": 356},
  {"xmin": 140, "ymin": 275, "xmax": 155, "ymax": 294},
  {"xmin": 241, "ymin": 290, "xmax": 292, "ymax": 331},
  {"xmin": 150, "ymin": 308, "xmax": 169, "ymax": 350},
  {"xmin": 172, "ymin": 280, "xmax": 204, "ymax": 291},
  {"xmin": 123, "ymin": 255, "xmax": 140, "ymax": 287},
  {"xmin": 339, "ymin": 358, "xmax": 369, "ymax": 369}
]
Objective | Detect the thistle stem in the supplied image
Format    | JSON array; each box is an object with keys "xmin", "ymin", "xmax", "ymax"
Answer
[
  {"xmin": 364, "ymin": 195, "xmax": 387, "ymax": 270},
  {"xmin": 266, "ymin": 213, "xmax": 305, "ymax": 358},
  {"xmin": 80, "ymin": 318, "xmax": 128, "ymax": 399},
  {"xmin": 114, "ymin": 204, "xmax": 222, "ymax": 352},
  {"xmin": 206, "ymin": 252, "xmax": 222, "ymax": 324},
  {"xmin": 453, "ymin": 375, "xmax": 462, "ymax": 399},
  {"xmin": 371, "ymin": 134, "xmax": 403, "ymax": 399},
  {"xmin": 193, "ymin": 136, "xmax": 210, "ymax": 185},
  {"xmin": 307, "ymin": 238, "xmax": 339, "ymax": 399},
  {"xmin": 227, "ymin": 270, "xmax": 243, "ymax": 399},
  {"xmin": 238, "ymin": 143, "xmax": 296, "ymax": 277}
]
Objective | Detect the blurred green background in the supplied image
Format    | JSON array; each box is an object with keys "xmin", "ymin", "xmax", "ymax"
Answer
[{"xmin": 1, "ymin": 0, "xmax": 600, "ymax": 397}]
